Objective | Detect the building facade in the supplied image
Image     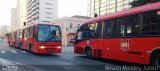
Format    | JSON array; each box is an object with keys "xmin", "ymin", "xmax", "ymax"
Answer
[
  {"xmin": 0, "ymin": 25, "xmax": 11, "ymax": 36},
  {"xmin": 27, "ymin": 0, "xmax": 58, "ymax": 25},
  {"xmin": 11, "ymin": 8, "xmax": 18, "ymax": 31},
  {"xmin": 87, "ymin": 0, "xmax": 134, "ymax": 17},
  {"xmin": 17, "ymin": 0, "xmax": 27, "ymax": 29},
  {"xmin": 53, "ymin": 15, "xmax": 91, "ymax": 46}
]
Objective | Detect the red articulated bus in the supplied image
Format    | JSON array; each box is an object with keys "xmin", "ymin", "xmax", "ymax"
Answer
[
  {"xmin": 7, "ymin": 23, "xmax": 62, "ymax": 54},
  {"xmin": 12, "ymin": 31, "xmax": 17, "ymax": 48},
  {"xmin": 7, "ymin": 31, "xmax": 19, "ymax": 48},
  {"xmin": 7, "ymin": 32, "xmax": 13, "ymax": 47},
  {"xmin": 74, "ymin": 2, "xmax": 160, "ymax": 66}
]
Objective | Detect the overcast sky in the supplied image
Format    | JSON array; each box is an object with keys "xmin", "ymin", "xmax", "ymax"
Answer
[{"xmin": 0, "ymin": 0, "xmax": 87, "ymax": 26}]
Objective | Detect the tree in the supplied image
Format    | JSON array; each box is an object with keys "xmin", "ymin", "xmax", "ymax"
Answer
[{"xmin": 130, "ymin": 0, "xmax": 160, "ymax": 8}]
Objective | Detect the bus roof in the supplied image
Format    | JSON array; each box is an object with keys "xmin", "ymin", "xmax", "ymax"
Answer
[
  {"xmin": 84, "ymin": 2, "xmax": 160, "ymax": 24},
  {"xmin": 20, "ymin": 23, "xmax": 59, "ymax": 30},
  {"xmin": 8, "ymin": 23, "xmax": 60, "ymax": 33}
]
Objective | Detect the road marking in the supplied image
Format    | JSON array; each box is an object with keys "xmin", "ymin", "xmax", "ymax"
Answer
[
  {"xmin": 22, "ymin": 51, "xmax": 26, "ymax": 53},
  {"xmin": 1, "ymin": 51, "xmax": 6, "ymax": 53},
  {"xmin": 11, "ymin": 50, "xmax": 17, "ymax": 53}
]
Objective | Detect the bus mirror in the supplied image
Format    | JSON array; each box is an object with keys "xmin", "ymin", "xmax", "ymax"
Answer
[
  {"xmin": 34, "ymin": 27, "xmax": 38, "ymax": 34},
  {"xmin": 33, "ymin": 27, "xmax": 38, "ymax": 39},
  {"xmin": 33, "ymin": 33, "xmax": 36, "ymax": 36},
  {"xmin": 76, "ymin": 31, "xmax": 83, "ymax": 41},
  {"xmin": 6, "ymin": 33, "xmax": 8, "ymax": 37},
  {"xmin": 157, "ymin": 11, "xmax": 160, "ymax": 15},
  {"xmin": 33, "ymin": 33, "xmax": 37, "ymax": 40}
]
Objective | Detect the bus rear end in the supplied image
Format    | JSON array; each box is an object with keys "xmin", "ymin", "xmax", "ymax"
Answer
[
  {"xmin": 32, "ymin": 24, "xmax": 62, "ymax": 54},
  {"xmin": 7, "ymin": 33, "xmax": 13, "ymax": 47}
]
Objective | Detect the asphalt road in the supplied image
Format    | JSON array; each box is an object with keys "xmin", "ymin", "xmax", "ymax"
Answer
[{"xmin": 0, "ymin": 39, "xmax": 158, "ymax": 71}]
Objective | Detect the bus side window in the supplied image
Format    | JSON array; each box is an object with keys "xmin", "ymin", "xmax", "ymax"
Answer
[
  {"xmin": 82, "ymin": 24, "xmax": 95, "ymax": 39},
  {"xmin": 76, "ymin": 31, "xmax": 82, "ymax": 40},
  {"xmin": 117, "ymin": 15, "xmax": 141, "ymax": 37},
  {"xmin": 20, "ymin": 30, "xmax": 22, "ymax": 38},
  {"xmin": 94, "ymin": 22, "xmax": 103, "ymax": 38},
  {"xmin": 142, "ymin": 10, "xmax": 160, "ymax": 36},
  {"xmin": 104, "ymin": 20, "xmax": 113, "ymax": 38},
  {"xmin": 117, "ymin": 17, "xmax": 130, "ymax": 37},
  {"xmin": 24, "ymin": 29, "xmax": 27, "ymax": 38}
]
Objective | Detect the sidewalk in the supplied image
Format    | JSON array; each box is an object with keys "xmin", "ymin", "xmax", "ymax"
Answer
[
  {"xmin": 62, "ymin": 46, "xmax": 74, "ymax": 53},
  {"xmin": 0, "ymin": 39, "xmax": 8, "ymax": 47},
  {"xmin": 0, "ymin": 58, "xmax": 43, "ymax": 71}
]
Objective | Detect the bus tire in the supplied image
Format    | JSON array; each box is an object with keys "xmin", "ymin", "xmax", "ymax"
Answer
[
  {"xmin": 19, "ymin": 43, "xmax": 22, "ymax": 49},
  {"xmin": 85, "ymin": 47, "xmax": 92, "ymax": 58},
  {"xmin": 29, "ymin": 44, "xmax": 33, "ymax": 53},
  {"xmin": 13, "ymin": 42, "xmax": 15, "ymax": 48},
  {"xmin": 151, "ymin": 51, "xmax": 160, "ymax": 68},
  {"xmin": 9, "ymin": 42, "xmax": 11, "ymax": 47}
]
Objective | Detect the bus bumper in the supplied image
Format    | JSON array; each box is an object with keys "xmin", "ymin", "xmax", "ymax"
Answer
[{"xmin": 34, "ymin": 46, "xmax": 62, "ymax": 54}]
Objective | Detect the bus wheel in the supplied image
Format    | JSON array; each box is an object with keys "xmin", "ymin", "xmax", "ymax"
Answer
[
  {"xmin": 29, "ymin": 45, "xmax": 33, "ymax": 53},
  {"xmin": 85, "ymin": 47, "xmax": 92, "ymax": 58},
  {"xmin": 151, "ymin": 52, "xmax": 160, "ymax": 68},
  {"xmin": 13, "ymin": 42, "xmax": 15, "ymax": 48},
  {"xmin": 19, "ymin": 43, "xmax": 22, "ymax": 49},
  {"xmin": 9, "ymin": 42, "xmax": 11, "ymax": 47}
]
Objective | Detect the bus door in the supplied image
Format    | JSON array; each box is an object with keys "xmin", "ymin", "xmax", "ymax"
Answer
[
  {"xmin": 22, "ymin": 29, "xmax": 28, "ymax": 50},
  {"xmin": 115, "ymin": 15, "xmax": 142, "ymax": 62},
  {"xmin": 91, "ymin": 22, "xmax": 104, "ymax": 58},
  {"xmin": 111, "ymin": 19, "xmax": 127, "ymax": 61},
  {"xmin": 27, "ymin": 27, "xmax": 33, "ymax": 49},
  {"xmin": 103, "ymin": 21, "xmax": 113, "ymax": 58},
  {"xmin": 125, "ymin": 14, "xmax": 146, "ymax": 62}
]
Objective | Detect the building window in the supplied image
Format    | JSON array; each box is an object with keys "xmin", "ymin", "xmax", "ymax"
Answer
[
  {"xmin": 45, "ymin": 3, "xmax": 53, "ymax": 5},
  {"xmin": 46, "ymin": 12, "xmax": 52, "ymax": 14},
  {"xmin": 46, "ymin": 8, "xmax": 52, "ymax": 10},
  {"xmin": 45, "ymin": 17, "xmax": 52, "ymax": 19},
  {"xmin": 70, "ymin": 23, "xmax": 73, "ymax": 29},
  {"xmin": 42, "ymin": 21, "xmax": 50, "ymax": 22},
  {"xmin": 77, "ymin": 24, "xmax": 80, "ymax": 29}
]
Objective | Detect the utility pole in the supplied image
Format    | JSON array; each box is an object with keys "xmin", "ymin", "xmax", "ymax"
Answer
[
  {"xmin": 5, "ymin": 24, "xmax": 6, "ymax": 36},
  {"xmin": 115, "ymin": 0, "xmax": 118, "ymax": 13},
  {"xmin": 5, "ymin": 24, "xmax": 7, "ymax": 32}
]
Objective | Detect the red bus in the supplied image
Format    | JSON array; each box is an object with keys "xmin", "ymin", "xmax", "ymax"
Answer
[
  {"xmin": 7, "ymin": 32, "xmax": 13, "ymax": 47},
  {"xmin": 74, "ymin": 2, "xmax": 160, "ymax": 66},
  {"xmin": 8, "ymin": 23, "xmax": 62, "ymax": 54},
  {"xmin": 7, "ymin": 31, "xmax": 19, "ymax": 48},
  {"xmin": 12, "ymin": 31, "xmax": 17, "ymax": 48}
]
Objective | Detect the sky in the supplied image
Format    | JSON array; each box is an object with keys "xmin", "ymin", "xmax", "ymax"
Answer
[
  {"xmin": 58, "ymin": 0, "xmax": 87, "ymax": 18},
  {"xmin": 0, "ymin": 0, "xmax": 17, "ymax": 26},
  {"xmin": 0, "ymin": 0, "xmax": 87, "ymax": 26}
]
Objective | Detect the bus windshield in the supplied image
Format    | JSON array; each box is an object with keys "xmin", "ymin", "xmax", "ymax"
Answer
[{"xmin": 38, "ymin": 25, "xmax": 61, "ymax": 42}]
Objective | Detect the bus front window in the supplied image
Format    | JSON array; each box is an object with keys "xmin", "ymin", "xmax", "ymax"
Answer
[
  {"xmin": 38, "ymin": 25, "xmax": 61, "ymax": 42},
  {"xmin": 76, "ymin": 31, "xmax": 82, "ymax": 40}
]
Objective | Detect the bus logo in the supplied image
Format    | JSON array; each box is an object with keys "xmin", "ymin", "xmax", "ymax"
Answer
[{"xmin": 120, "ymin": 39, "xmax": 129, "ymax": 51}]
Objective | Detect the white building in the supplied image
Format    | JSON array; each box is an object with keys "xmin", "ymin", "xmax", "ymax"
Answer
[
  {"xmin": 11, "ymin": 8, "xmax": 18, "ymax": 31},
  {"xmin": 0, "ymin": 25, "xmax": 11, "ymax": 36},
  {"xmin": 53, "ymin": 15, "xmax": 91, "ymax": 46},
  {"xmin": 17, "ymin": 0, "xmax": 27, "ymax": 29},
  {"xmin": 87, "ymin": 0, "xmax": 134, "ymax": 17},
  {"xmin": 27, "ymin": 0, "xmax": 58, "ymax": 25}
]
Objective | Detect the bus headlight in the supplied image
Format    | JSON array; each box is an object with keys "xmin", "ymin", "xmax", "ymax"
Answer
[
  {"xmin": 57, "ymin": 46, "xmax": 61, "ymax": 49},
  {"xmin": 40, "ymin": 46, "xmax": 46, "ymax": 49}
]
